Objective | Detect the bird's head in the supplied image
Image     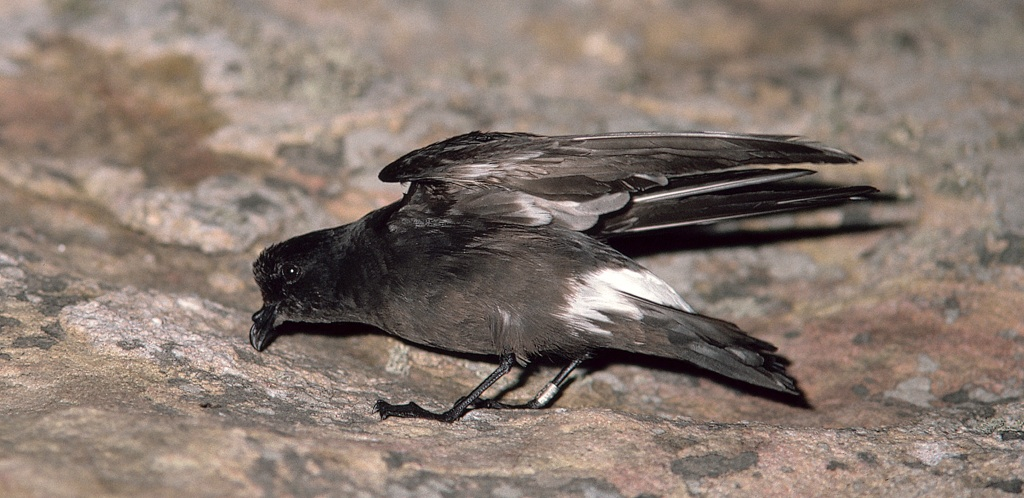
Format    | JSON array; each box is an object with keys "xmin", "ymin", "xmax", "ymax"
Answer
[{"xmin": 249, "ymin": 228, "xmax": 340, "ymax": 351}]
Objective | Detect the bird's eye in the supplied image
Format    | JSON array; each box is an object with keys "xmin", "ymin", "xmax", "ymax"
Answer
[{"xmin": 281, "ymin": 264, "xmax": 302, "ymax": 284}]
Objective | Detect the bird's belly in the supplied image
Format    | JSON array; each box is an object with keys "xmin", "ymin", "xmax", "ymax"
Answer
[
  {"xmin": 371, "ymin": 222, "xmax": 619, "ymax": 359},
  {"xmin": 373, "ymin": 273, "xmax": 589, "ymax": 359}
]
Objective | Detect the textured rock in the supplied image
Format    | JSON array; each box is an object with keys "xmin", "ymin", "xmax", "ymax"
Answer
[
  {"xmin": 1, "ymin": 0, "xmax": 1023, "ymax": 496},
  {"xmin": 111, "ymin": 175, "xmax": 336, "ymax": 254}
]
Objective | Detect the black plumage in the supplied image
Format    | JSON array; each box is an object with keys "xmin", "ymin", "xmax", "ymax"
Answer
[{"xmin": 249, "ymin": 131, "xmax": 877, "ymax": 422}]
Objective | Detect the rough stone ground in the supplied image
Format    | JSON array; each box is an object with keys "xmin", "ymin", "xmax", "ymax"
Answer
[{"xmin": 1, "ymin": 1, "xmax": 1022, "ymax": 496}]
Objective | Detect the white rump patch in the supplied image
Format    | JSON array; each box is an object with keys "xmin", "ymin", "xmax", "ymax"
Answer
[{"xmin": 561, "ymin": 267, "xmax": 692, "ymax": 335}]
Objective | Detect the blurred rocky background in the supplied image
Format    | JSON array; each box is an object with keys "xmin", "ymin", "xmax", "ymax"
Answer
[{"xmin": 1, "ymin": 0, "xmax": 1022, "ymax": 495}]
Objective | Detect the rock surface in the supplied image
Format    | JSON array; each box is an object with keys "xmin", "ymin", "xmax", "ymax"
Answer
[{"xmin": 1, "ymin": 0, "xmax": 1023, "ymax": 496}]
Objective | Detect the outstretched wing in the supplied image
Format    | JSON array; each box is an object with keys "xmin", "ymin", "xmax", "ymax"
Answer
[{"xmin": 379, "ymin": 131, "xmax": 874, "ymax": 233}]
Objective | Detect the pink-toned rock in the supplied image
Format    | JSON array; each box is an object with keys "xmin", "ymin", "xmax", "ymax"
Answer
[{"xmin": 0, "ymin": 0, "xmax": 1022, "ymax": 495}]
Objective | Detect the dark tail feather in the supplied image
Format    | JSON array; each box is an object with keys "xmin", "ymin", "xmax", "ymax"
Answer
[
  {"xmin": 667, "ymin": 312, "xmax": 799, "ymax": 394},
  {"xmin": 679, "ymin": 330, "xmax": 798, "ymax": 394},
  {"xmin": 622, "ymin": 297, "xmax": 800, "ymax": 394}
]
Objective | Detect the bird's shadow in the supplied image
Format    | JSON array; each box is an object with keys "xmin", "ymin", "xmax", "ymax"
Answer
[
  {"xmin": 608, "ymin": 223, "xmax": 894, "ymax": 259},
  {"xmin": 258, "ymin": 320, "xmax": 376, "ymax": 348}
]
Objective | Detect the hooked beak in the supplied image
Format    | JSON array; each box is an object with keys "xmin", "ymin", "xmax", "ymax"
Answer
[{"xmin": 249, "ymin": 303, "xmax": 279, "ymax": 351}]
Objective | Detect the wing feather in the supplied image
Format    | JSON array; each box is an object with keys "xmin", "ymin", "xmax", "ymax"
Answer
[{"xmin": 379, "ymin": 131, "xmax": 870, "ymax": 232}]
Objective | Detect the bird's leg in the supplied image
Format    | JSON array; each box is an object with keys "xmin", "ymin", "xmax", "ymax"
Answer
[
  {"xmin": 476, "ymin": 357, "xmax": 586, "ymax": 410},
  {"xmin": 373, "ymin": 353, "xmax": 515, "ymax": 423}
]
